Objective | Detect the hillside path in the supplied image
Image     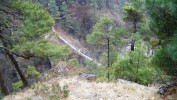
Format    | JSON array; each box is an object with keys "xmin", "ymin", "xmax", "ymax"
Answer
[{"xmin": 52, "ymin": 26, "xmax": 101, "ymax": 66}]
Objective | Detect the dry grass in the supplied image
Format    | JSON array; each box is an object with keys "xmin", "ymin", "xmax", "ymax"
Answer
[
  {"xmin": 4, "ymin": 76, "xmax": 164, "ymax": 100},
  {"xmin": 59, "ymin": 77, "xmax": 161, "ymax": 100},
  {"xmin": 3, "ymin": 61, "xmax": 164, "ymax": 100}
]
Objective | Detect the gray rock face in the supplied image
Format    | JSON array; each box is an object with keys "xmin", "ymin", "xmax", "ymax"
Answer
[
  {"xmin": 157, "ymin": 82, "xmax": 177, "ymax": 97},
  {"xmin": 0, "ymin": 49, "xmax": 19, "ymax": 92},
  {"xmin": 79, "ymin": 72, "xmax": 97, "ymax": 81}
]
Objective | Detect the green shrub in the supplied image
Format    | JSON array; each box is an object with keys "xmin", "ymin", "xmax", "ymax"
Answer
[
  {"xmin": 34, "ymin": 82, "xmax": 62, "ymax": 99},
  {"xmin": 152, "ymin": 48, "xmax": 176, "ymax": 76},
  {"xmin": 112, "ymin": 40, "xmax": 162, "ymax": 85},
  {"xmin": 34, "ymin": 82, "xmax": 70, "ymax": 99},
  {"xmin": 92, "ymin": 66, "xmax": 107, "ymax": 77},
  {"xmin": 49, "ymin": 94, "xmax": 60, "ymax": 100},
  {"xmin": 113, "ymin": 55, "xmax": 162, "ymax": 85},
  {"xmin": 12, "ymin": 80, "xmax": 24, "ymax": 91},
  {"xmin": 62, "ymin": 84, "xmax": 69, "ymax": 98},
  {"xmin": 113, "ymin": 55, "xmax": 158, "ymax": 85},
  {"xmin": 34, "ymin": 82, "xmax": 50, "ymax": 95},
  {"xmin": 85, "ymin": 60, "xmax": 98, "ymax": 74},
  {"xmin": 68, "ymin": 58, "xmax": 80, "ymax": 67},
  {"xmin": 27, "ymin": 65, "xmax": 41, "ymax": 78},
  {"xmin": 156, "ymin": 74, "xmax": 172, "ymax": 84},
  {"xmin": 112, "ymin": 54, "xmax": 133, "ymax": 80},
  {"xmin": 96, "ymin": 76, "xmax": 108, "ymax": 83},
  {"xmin": 136, "ymin": 67, "xmax": 157, "ymax": 85}
]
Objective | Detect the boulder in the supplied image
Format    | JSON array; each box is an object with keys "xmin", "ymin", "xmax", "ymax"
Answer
[
  {"xmin": 157, "ymin": 82, "xmax": 177, "ymax": 98},
  {"xmin": 79, "ymin": 72, "xmax": 97, "ymax": 81}
]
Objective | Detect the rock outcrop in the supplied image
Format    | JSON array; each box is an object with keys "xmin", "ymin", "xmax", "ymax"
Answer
[
  {"xmin": 157, "ymin": 82, "xmax": 177, "ymax": 98},
  {"xmin": 79, "ymin": 72, "xmax": 97, "ymax": 81}
]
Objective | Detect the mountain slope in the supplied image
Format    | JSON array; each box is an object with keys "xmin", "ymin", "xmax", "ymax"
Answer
[{"xmin": 4, "ymin": 76, "xmax": 161, "ymax": 100}]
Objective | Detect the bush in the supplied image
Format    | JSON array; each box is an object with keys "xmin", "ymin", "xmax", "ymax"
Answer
[
  {"xmin": 27, "ymin": 65, "xmax": 41, "ymax": 78},
  {"xmin": 92, "ymin": 66, "xmax": 106, "ymax": 76},
  {"xmin": 96, "ymin": 76, "xmax": 108, "ymax": 83},
  {"xmin": 34, "ymin": 82, "xmax": 61, "ymax": 99},
  {"xmin": 34, "ymin": 82, "xmax": 69, "ymax": 99},
  {"xmin": 49, "ymin": 94, "xmax": 59, "ymax": 100},
  {"xmin": 68, "ymin": 58, "xmax": 80, "ymax": 67},
  {"xmin": 85, "ymin": 60, "xmax": 98, "ymax": 74},
  {"xmin": 136, "ymin": 67, "xmax": 158, "ymax": 85},
  {"xmin": 113, "ymin": 57, "xmax": 159, "ymax": 85},
  {"xmin": 112, "ymin": 54, "xmax": 133, "ymax": 80},
  {"xmin": 152, "ymin": 48, "xmax": 176, "ymax": 76},
  {"xmin": 12, "ymin": 80, "xmax": 24, "ymax": 91},
  {"xmin": 62, "ymin": 84, "xmax": 69, "ymax": 98},
  {"xmin": 112, "ymin": 40, "xmax": 161, "ymax": 85}
]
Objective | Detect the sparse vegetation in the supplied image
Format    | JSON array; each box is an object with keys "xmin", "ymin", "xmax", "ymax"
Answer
[
  {"xmin": 27, "ymin": 66, "xmax": 41, "ymax": 78},
  {"xmin": 3, "ymin": 77, "xmax": 162, "ymax": 100},
  {"xmin": 84, "ymin": 60, "xmax": 97, "ymax": 74},
  {"xmin": 68, "ymin": 58, "xmax": 80, "ymax": 67},
  {"xmin": 12, "ymin": 81, "xmax": 24, "ymax": 91},
  {"xmin": 62, "ymin": 84, "xmax": 69, "ymax": 98},
  {"xmin": 33, "ymin": 81, "xmax": 69, "ymax": 99},
  {"xmin": 96, "ymin": 76, "xmax": 109, "ymax": 83}
]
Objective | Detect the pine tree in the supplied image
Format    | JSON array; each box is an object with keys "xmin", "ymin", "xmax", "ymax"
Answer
[
  {"xmin": 48, "ymin": 0, "xmax": 60, "ymax": 19},
  {"xmin": 87, "ymin": 16, "xmax": 126, "ymax": 80},
  {"xmin": 146, "ymin": 0, "xmax": 177, "ymax": 76},
  {"xmin": 60, "ymin": 1, "xmax": 72, "ymax": 28},
  {"xmin": 122, "ymin": 2, "xmax": 143, "ymax": 51},
  {"xmin": 0, "ymin": 1, "xmax": 70, "ymax": 89},
  {"xmin": 130, "ymin": 38, "xmax": 147, "ymax": 82}
]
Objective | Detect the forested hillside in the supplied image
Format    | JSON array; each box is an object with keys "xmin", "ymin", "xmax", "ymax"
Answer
[{"xmin": 1, "ymin": 0, "xmax": 177, "ymax": 99}]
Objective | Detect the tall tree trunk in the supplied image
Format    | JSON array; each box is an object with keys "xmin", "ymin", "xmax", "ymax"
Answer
[
  {"xmin": 0, "ymin": 36, "xmax": 29, "ymax": 87},
  {"xmin": 105, "ymin": 0, "xmax": 109, "ymax": 8},
  {"xmin": 0, "ymin": 71, "xmax": 10, "ymax": 95},
  {"xmin": 47, "ymin": 57, "xmax": 52, "ymax": 69},
  {"xmin": 107, "ymin": 38, "xmax": 110, "ymax": 80},
  {"xmin": 7, "ymin": 52, "xmax": 29, "ymax": 87},
  {"xmin": 158, "ymin": 39, "xmax": 161, "ymax": 48},
  {"xmin": 131, "ymin": 40, "xmax": 135, "ymax": 51},
  {"xmin": 131, "ymin": 20, "xmax": 137, "ymax": 51}
]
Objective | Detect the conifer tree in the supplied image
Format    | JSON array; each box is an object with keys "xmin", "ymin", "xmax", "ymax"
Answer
[
  {"xmin": 146, "ymin": 0, "xmax": 177, "ymax": 76},
  {"xmin": 0, "ymin": 0, "xmax": 70, "ymax": 88},
  {"xmin": 48, "ymin": 0, "xmax": 60, "ymax": 18},
  {"xmin": 123, "ymin": 2, "xmax": 143, "ymax": 51},
  {"xmin": 87, "ymin": 17, "xmax": 126, "ymax": 80}
]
